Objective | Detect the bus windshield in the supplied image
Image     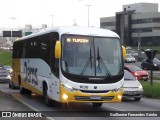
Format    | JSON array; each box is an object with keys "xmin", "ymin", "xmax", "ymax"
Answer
[{"xmin": 61, "ymin": 35, "xmax": 123, "ymax": 78}]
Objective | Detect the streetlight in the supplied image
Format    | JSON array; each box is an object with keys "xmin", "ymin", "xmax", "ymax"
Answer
[
  {"xmin": 50, "ymin": 15, "xmax": 54, "ymax": 28},
  {"xmin": 85, "ymin": 4, "xmax": 92, "ymax": 27}
]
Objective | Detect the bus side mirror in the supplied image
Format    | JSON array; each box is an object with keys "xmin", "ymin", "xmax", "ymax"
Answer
[
  {"xmin": 122, "ymin": 46, "xmax": 126, "ymax": 60},
  {"xmin": 55, "ymin": 41, "xmax": 61, "ymax": 58}
]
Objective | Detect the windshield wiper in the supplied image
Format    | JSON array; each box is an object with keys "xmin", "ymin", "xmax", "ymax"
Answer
[
  {"xmin": 80, "ymin": 46, "xmax": 92, "ymax": 75},
  {"xmin": 96, "ymin": 47, "xmax": 111, "ymax": 77},
  {"xmin": 62, "ymin": 60, "xmax": 69, "ymax": 72}
]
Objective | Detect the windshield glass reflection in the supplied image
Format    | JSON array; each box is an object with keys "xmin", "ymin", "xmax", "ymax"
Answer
[{"xmin": 61, "ymin": 35, "xmax": 123, "ymax": 78}]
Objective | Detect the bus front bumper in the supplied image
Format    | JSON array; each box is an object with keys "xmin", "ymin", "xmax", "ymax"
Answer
[{"xmin": 60, "ymin": 85, "xmax": 123, "ymax": 103}]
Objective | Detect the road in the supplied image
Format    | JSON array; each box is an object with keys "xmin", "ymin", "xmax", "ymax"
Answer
[
  {"xmin": 0, "ymin": 83, "xmax": 160, "ymax": 120},
  {"xmin": 0, "ymin": 84, "xmax": 48, "ymax": 120}
]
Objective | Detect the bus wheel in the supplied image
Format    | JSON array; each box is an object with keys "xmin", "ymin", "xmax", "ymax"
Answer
[
  {"xmin": 9, "ymin": 81, "xmax": 12, "ymax": 88},
  {"xmin": 20, "ymin": 86, "xmax": 26, "ymax": 94},
  {"xmin": 11, "ymin": 82, "xmax": 15, "ymax": 89},
  {"xmin": 43, "ymin": 84, "xmax": 52, "ymax": 107},
  {"xmin": 26, "ymin": 90, "xmax": 32, "ymax": 95},
  {"xmin": 92, "ymin": 103, "xmax": 103, "ymax": 108}
]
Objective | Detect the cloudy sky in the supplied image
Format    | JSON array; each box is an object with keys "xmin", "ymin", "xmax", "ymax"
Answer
[{"xmin": 0, "ymin": 0, "xmax": 159, "ymax": 29}]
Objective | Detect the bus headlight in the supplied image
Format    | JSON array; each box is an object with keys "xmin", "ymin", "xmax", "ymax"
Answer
[
  {"xmin": 62, "ymin": 94, "xmax": 68, "ymax": 100},
  {"xmin": 61, "ymin": 83, "xmax": 77, "ymax": 92},
  {"xmin": 118, "ymin": 95, "xmax": 122, "ymax": 99}
]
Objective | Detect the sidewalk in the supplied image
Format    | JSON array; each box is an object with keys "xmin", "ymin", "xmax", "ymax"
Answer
[{"xmin": 0, "ymin": 90, "xmax": 48, "ymax": 120}]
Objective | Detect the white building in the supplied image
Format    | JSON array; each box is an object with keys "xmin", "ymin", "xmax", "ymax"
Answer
[{"xmin": 100, "ymin": 3, "xmax": 160, "ymax": 46}]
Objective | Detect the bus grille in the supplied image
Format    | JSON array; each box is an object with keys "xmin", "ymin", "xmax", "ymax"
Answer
[
  {"xmin": 74, "ymin": 96, "xmax": 114, "ymax": 101},
  {"xmin": 80, "ymin": 90, "xmax": 110, "ymax": 93}
]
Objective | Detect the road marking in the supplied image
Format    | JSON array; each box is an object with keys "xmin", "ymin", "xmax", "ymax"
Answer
[
  {"xmin": 103, "ymin": 104, "xmax": 126, "ymax": 111},
  {"xmin": 46, "ymin": 117, "xmax": 55, "ymax": 120}
]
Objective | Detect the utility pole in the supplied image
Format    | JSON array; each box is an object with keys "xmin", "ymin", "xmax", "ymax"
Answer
[
  {"xmin": 50, "ymin": 15, "xmax": 54, "ymax": 28},
  {"xmin": 85, "ymin": 4, "xmax": 92, "ymax": 27},
  {"xmin": 138, "ymin": 28, "xmax": 141, "ymax": 51}
]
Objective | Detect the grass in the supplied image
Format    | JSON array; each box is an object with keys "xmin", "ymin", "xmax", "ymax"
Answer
[
  {"xmin": 140, "ymin": 81, "xmax": 160, "ymax": 99},
  {"xmin": 0, "ymin": 50, "xmax": 12, "ymax": 66},
  {"xmin": 153, "ymin": 76, "xmax": 160, "ymax": 80},
  {"xmin": 132, "ymin": 46, "xmax": 160, "ymax": 53}
]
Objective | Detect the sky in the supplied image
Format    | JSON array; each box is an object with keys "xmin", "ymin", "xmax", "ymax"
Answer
[{"xmin": 0, "ymin": 0, "xmax": 160, "ymax": 29}]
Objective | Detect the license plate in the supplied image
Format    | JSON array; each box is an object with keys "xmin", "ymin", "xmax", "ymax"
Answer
[
  {"xmin": 90, "ymin": 96, "xmax": 101, "ymax": 100},
  {"xmin": 128, "ymin": 92, "xmax": 136, "ymax": 95},
  {"xmin": 142, "ymin": 77, "xmax": 147, "ymax": 80}
]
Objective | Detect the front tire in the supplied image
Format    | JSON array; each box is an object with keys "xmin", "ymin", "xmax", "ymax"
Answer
[
  {"xmin": 92, "ymin": 103, "xmax": 103, "ymax": 107},
  {"xmin": 20, "ymin": 86, "xmax": 26, "ymax": 94},
  {"xmin": 43, "ymin": 84, "xmax": 52, "ymax": 107},
  {"xmin": 11, "ymin": 82, "xmax": 16, "ymax": 89},
  {"xmin": 9, "ymin": 81, "xmax": 12, "ymax": 88},
  {"xmin": 134, "ymin": 97, "xmax": 141, "ymax": 101}
]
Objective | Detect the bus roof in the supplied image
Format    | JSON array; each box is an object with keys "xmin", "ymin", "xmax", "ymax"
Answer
[{"xmin": 17, "ymin": 26, "xmax": 119, "ymax": 41}]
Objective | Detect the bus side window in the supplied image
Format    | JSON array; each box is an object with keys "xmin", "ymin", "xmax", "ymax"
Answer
[{"xmin": 51, "ymin": 32, "xmax": 59, "ymax": 77}]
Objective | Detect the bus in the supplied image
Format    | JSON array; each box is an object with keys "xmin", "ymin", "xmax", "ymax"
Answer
[{"xmin": 11, "ymin": 26, "xmax": 125, "ymax": 107}]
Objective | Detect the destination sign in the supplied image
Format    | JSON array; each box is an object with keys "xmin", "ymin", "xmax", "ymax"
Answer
[{"xmin": 67, "ymin": 38, "xmax": 89, "ymax": 43}]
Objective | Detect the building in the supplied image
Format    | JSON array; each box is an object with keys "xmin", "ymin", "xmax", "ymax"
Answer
[{"xmin": 100, "ymin": 2, "xmax": 160, "ymax": 47}]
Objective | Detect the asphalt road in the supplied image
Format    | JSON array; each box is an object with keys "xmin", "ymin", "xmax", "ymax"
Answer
[
  {"xmin": 0, "ymin": 83, "xmax": 48, "ymax": 120},
  {"xmin": 0, "ymin": 83, "xmax": 160, "ymax": 120}
]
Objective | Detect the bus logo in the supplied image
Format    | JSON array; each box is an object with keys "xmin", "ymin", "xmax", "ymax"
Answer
[
  {"xmin": 67, "ymin": 38, "xmax": 71, "ymax": 42},
  {"xmin": 94, "ymin": 86, "xmax": 97, "ymax": 89}
]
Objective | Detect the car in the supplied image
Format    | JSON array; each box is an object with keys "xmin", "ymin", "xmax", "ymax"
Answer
[
  {"xmin": 0, "ymin": 65, "xmax": 11, "ymax": 83},
  {"xmin": 3, "ymin": 65, "xmax": 13, "ymax": 74},
  {"xmin": 141, "ymin": 58, "xmax": 160, "ymax": 70},
  {"xmin": 123, "ymin": 70, "xmax": 143, "ymax": 101},
  {"xmin": 1, "ymin": 65, "xmax": 18, "ymax": 88},
  {"xmin": 124, "ymin": 65, "xmax": 149, "ymax": 81},
  {"xmin": 125, "ymin": 54, "xmax": 136, "ymax": 63}
]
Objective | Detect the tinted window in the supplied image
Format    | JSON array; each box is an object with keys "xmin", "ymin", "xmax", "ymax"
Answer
[
  {"xmin": 128, "ymin": 65, "xmax": 142, "ymax": 71},
  {"xmin": 124, "ymin": 70, "xmax": 136, "ymax": 81}
]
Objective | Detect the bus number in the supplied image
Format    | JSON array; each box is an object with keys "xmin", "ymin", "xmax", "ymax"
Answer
[{"xmin": 79, "ymin": 85, "xmax": 88, "ymax": 90}]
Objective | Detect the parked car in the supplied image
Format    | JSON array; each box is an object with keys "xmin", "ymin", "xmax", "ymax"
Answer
[
  {"xmin": 124, "ymin": 65, "xmax": 149, "ymax": 81},
  {"xmin": 125, "ymin": 54, "xmax": 136, "ymax": 63},
  {"xmin": 0, "ymin": 65, "xmax": 11, "ymax": 83},
  {"xmin": 141, "ymin": 58, "xmax": 160, "ymax": 70},
  {"xmin": 123, "ymin": 70, "xmax": 143, "ymax": 101}
]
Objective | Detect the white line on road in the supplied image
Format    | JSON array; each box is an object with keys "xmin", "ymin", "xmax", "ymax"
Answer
[{"xmin": 103, "ymin": 104, "xmax": 126, "ymax": 111}]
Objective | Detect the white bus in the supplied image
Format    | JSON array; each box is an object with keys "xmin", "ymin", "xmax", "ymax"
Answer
[{"xmin": 11, "ymin": 26, "xmax": 125, "ymax": 107}]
